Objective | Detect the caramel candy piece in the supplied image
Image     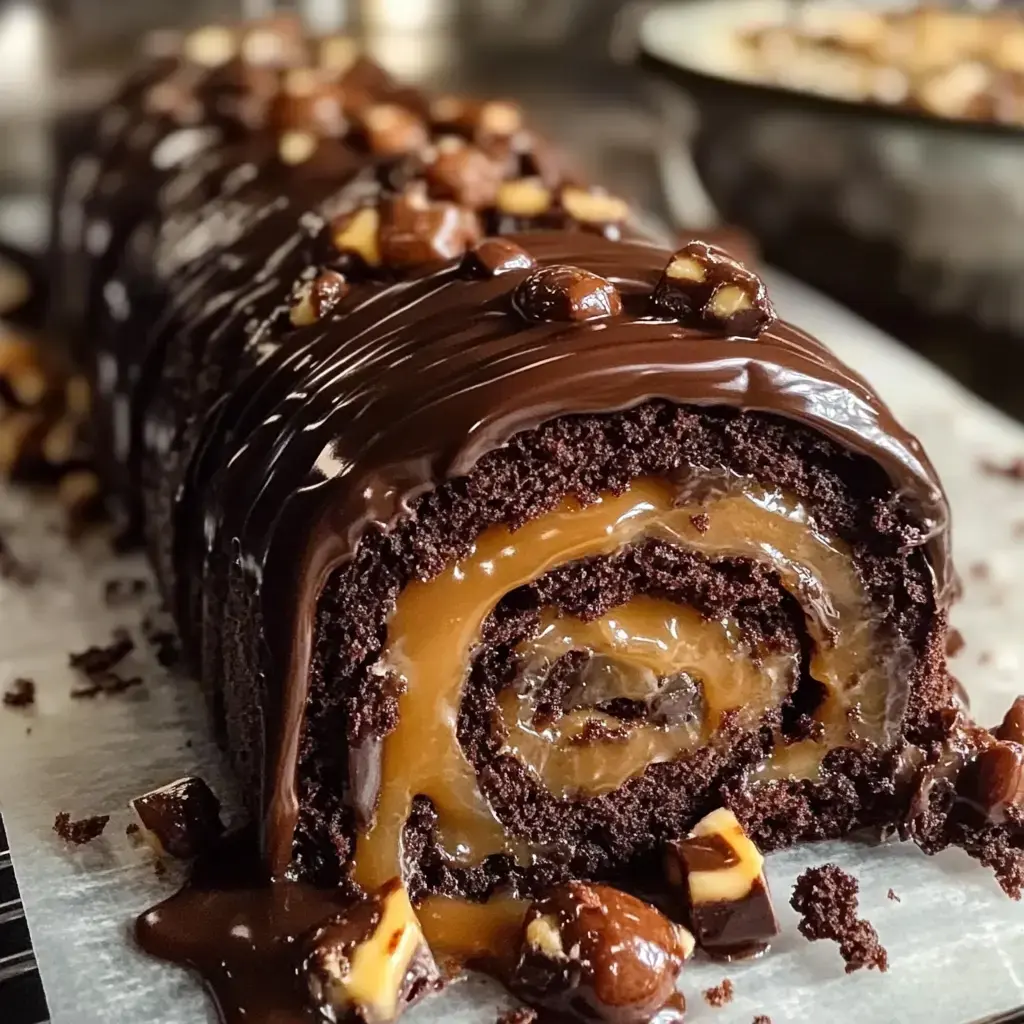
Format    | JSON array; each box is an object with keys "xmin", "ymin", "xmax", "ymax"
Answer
[
  {"xmin": 360, "ymin": 104, "xmax": 430, "ymax": 157},
  {"xmin": 291, "ymin": 270, "xmax": 350, "ymax": 327},
  {"xmin": 664, "ymin": 808, "xmax": 780, "ymax": 960},
  {"xmin": 302, "ymin": 879, "xmax": 441, "ymax": 1023},
  {"xmin": 129, "ymin": 776, "xmax": 224, "ymax": 859},
  {"xmin": 424, "ymin": 138, "xmax": 505, "ymax": 211},
  {"xmin": 464, "ymin": 239, "xmax": 536, "ymax": 278},
  {"xmin": 512, "ymin": 265, "xmax": 622, "ymax": 323},
  {"xmin": 332, "ymin": 208, "xmax": 383, "ymax": 269},
  {"xmin": 652, "ymin": 242, "xmax": 775, "ymax": 339},
  {"xmin": 995, "ymin": 696, "xmax": 1024, "ymax": 743},
  {"xmin": 379, "ymin": 191, "xmax": 481, "ymax": 270},
  {"xmin": 512, "ymin": 881, "xmax": 693, "ymax": 1024},
  {"xmin": 560, "ymin": 186, "xmax": 630, "ymax": 230}
]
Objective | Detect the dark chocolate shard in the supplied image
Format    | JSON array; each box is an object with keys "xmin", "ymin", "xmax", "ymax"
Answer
[{"xmin": 129, "ymin": 776, "xmax": 224, "ymax": 859}]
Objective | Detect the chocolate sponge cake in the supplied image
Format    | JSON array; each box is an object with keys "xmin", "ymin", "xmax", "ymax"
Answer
[{"xmin": 48, "ymin": 15, "xmax": 1024, "ymax": 1024}]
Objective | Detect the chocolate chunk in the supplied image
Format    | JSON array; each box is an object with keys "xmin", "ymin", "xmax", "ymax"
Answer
[
  {"xmin": 424, "ymin": 138, "xmax": 505, "ymax": 210},
  {"xmin": 961, "ymin": 741, "xmax": 1024, "ymax": 823},
  {"xmin": 301, "ymin": 878, "xmax": 441, "ymax": 1023},
  {"xmin": 291, "ymin": 270, "xmax": 350, "ymax": 327},
  {"xmin": 53, "ymin": 811, "xmax": 109, "ymax": 845},
  {"xmin": 129, "ymin": 776, "xmax": 224, "ymax": 859},
  {"xmin": 2, "ymin": 677, "xmax": 35, "ymax": 707},
  {"xmin": 379, "ymin": 191, "xmax": 481, "ymax": 269},
  {"xmin": 790, "ymin": 864, "xmax": 888, "ymax": 974},
  {"xmin": 703, "ymin": 979, "xmax": 734, "ymax": 1007},
  {"xmin": 360, "ymin": 103, "xmax": 430, "ymax": 157},
  {"xmin": 464, "ymin": 239, "xmax": 536, "ymax": 278},
  {"xmin": 512, "ymin": 265, "xmax": 622, "ymax": 323},
  {"xmin": 995, "ymin": 696, "xmax": 1024, "ymax": 743},
  {"xmin": 511, "ymin": 880, "xmax": 693, "ymax": 1024},
  {"xmin": 664, "ymin": 807, "xmax": 780, "ymax": 960},
  {"xmin": 651, "ymin": 242, "xmax": 775, "ymax": 339}
]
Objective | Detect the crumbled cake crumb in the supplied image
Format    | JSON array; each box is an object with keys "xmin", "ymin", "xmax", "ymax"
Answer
[
  {"xmin": 71, "ymin": 670, "xmax": 143, "ymax": 698},
  {"xmin": 53, "ymin": 811, "xmax": 109, "ymax": 845},
  {"xmin": 980, "ymin": 457, "xmax": 1024, "ymax": 481},
  {"xmin": 752, "ymin": 1016, "xmax": 772, "ymax": 1024},
  {"xmin": 496, "ymin": 1010, "xmax": 537, "ymax": 1024},
  {"xmin": 2, "ymin": 677, "xmax": 35, "ymax": 707},
  {"xmin": 689, "ymin": 512, "xmax": 710, "ymax": 534},
  {"xmin": 790, "ymin": 864, "xmax": 888, "ymax": 973},
  {"xmin": 69, "ymin": 629, "xmax": 134, "ymax": 675},
  {"xmin": 887, "ymin": 888, "xmax": 900, "ymax": 903},
  {"xmin": 126, "ymin": 822, "xmax": 140, "ymax": 837},
  {"xmin": 703, "ymin": 979, "xmax": 734, "ymax": 1007}
]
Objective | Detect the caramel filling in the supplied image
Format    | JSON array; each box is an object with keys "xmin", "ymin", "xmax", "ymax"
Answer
[{"xmin": 352, "ymin": 479, "xmax": 885, "ymax": 892}]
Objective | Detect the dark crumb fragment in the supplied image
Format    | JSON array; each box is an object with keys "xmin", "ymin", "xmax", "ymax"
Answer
[
  {"xmin": 981, "ymin": 457, "xmax": 1024, "ymax": 481},
  {"xmin": 69, "ymin": 628, "xmax": 134, "ymax": 675},
  {"xmin": 0, "ymin": 533, "xmax": 38, "ymax": 585},
  {"xmin": 790, "ymin": 864, "xmax": 888, "ymax": 974},
  {"xmin": 102, "ymin": 576, "xmax": 148, "ymax": 607},
  {"xmin": 887, "ymin": 889, "xmax": 900, "ymax": 903},
  {"xmin": 71, "ymin": 670, "xmax": 143, "ymax": 699},
  {"xmin": 142, "ymin": 613, "xmax": 180, "ymax": 669},
  {"xmin": 689, "ymin": 512, "xmax": 710, "ymax": 534},
  {"xmin": 703, "ymin": 979, "xmax": 734, "ymax": 1007},
  {"xmin": 2, "ymin": 677, "xmax": 35, "ymax": 707},
  {"xmin": 53, "ymin": 811, "xmax": 109, "ymax": 845},
  {"xmin": 753, "ymin": 1017, "xmax": 772, "ymax": 1024},
  {"xmin": 126, "ymin": 822, "xmax": 140, "ymax": 837},
  {"xmin": 496, "ymin": 1010, "xmax": 537, "ymax": 1024}
]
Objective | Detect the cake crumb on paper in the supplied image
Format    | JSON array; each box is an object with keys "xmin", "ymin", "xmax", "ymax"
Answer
[
  {"xmin": 2, "ymin": 676, "xmax": 35, "ymax": 707},
  {"xmin": 53, "ymin": 811, "xmax": 109, "ymax": 845},
  {"xmin": 887, "ymin": 888, "xmax": 900, "ymax": 902},
  {"xmin": 703, "ymin": 979, "xmax": 734, "ymax": 1007}
]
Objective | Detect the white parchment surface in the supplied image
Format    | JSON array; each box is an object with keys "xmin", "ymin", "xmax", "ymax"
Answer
[{"xmin": 1, "ymin": 273, "xmax": 1023, "ymax": 1024}]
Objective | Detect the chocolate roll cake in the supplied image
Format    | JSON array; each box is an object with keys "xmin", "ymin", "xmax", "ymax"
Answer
[{"xmin": 50, "ymin": 15, "xmax": 1024, "ymax": 1024}]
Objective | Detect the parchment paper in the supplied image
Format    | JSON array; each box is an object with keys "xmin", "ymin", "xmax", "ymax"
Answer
[{"xmin": 2, "ymin": 272, "xmax": 1024, "ymax": 1024}]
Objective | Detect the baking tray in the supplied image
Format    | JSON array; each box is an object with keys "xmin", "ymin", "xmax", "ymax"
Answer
[{"xmin": 2, "ymin": 272, "xmax": 1024, "ymax": 1024}]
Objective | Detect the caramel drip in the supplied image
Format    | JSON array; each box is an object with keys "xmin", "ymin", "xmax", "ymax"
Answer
[
  {"xmin": 499, "ymin": 599, "xmax": 799, "ymax": 797},
  {"xmin": 417, "ymin": 895, "xmax": 530, "ymax": 963},
  {"xmin": 352, "ymin": 479, "xmax": 878, "ymax": 891}
]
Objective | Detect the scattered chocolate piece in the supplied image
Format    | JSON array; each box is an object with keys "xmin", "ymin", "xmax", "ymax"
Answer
[
  {"xmin": 129, "ymin": 776, "xmax": 225, "ymax": 859},
  {"xmin": 689, "ymin": 512, "xmax": 710, "ymax": 535},
  {"xmin": 0, "ymin": 532, "xmax": 38, "ymax": 585},
  {"xmin": 424, "ymin": 137, "xmax": 505, "ymax": 210},
  {"xmin": 703, "ymin": 979, "xmax": 734, "ymax": 1008},
  {"xmin": 464, "ymin": 238, "xmax": 536, "ymax": 278},
  {"xmin": 511, "ymin": 880, "xmax": 693, "ymax": 1024},
  {"xmin": 103, "ymin": 576, "xmax": 149, "ymax": 607},
  {"xmin": 2, "ymin": 677, "xmax": 35, "ymax": 708},
  {"xmin": 995, "ymin": 696, "xmax": 1024, "ymax": 744},
  {"xmin": 69, "ymin": 629, "xmax": 134, "ymax": 676},
  {"xmin": 887, "ymin": 889, "xmax": 900, "ymax": 902},
  {"xmin": 980, "ymin": 457, "xmax": 1024, "ymax": 481},
  {"xmin": 301, "ymin": 878, "xmax": 441, "ymax": 1023},
  {"xmin": 53, "ymin": 811, "xmax": 109, "ymax": 845},
  {"xmin": 290, "ymin": 269, "xmax": 349, "ymax": 327},
  {"xmin": 664, "ymin": 807, "xmax": 780, "ymax": 960},
  {"xmin": 651, "ymin": 242, "xmax": 775, "ymax": 339},
  {"xmin": 379, "ymin": 190, "xmax": 481, "ymax": 269},
  {"xmin": 512, "ymin": 265, "xmax": 622, "ymax": 323},
  {"xmin": 70, "ymin": 671, "xmax": 144, "ymax": 699},
  {"xmin": 945, "ymin": 628, "xmax": 965, "ymax": 658},
  {"xmin": 790, "ymin": 865, "xmax": 888, "ymax": 974},
  {"xmin": 496, "ymin": 1010, "xmax": 537, "ymax": 1024},
  {"xmin": 126, "ymin": 822, "xmax": 140, "ymax": 837},
  {"xmin": 752, "ymin": 1016, "xmax": 772, "ymax": 1024}
]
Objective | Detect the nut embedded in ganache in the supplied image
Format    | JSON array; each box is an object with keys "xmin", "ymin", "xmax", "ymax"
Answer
[
  {"xmin": 301, "ymin": 878, "xmax": 441, "ymax": 1023},
  {"xmin": 664, "ymin": 807, "xmax": 780, "ymax": 960},
  {"xmin": 464, "ymin": 239, "xmax": 537, "ymax": 278},
  {"xmin": 129, "ymin": 776, "xmax": 224, "ymax": 859},
  {"xmin": 332, "ymin": 207, "xmax": 383, "ymax": 269},
  {"xmin": 291, "ymin": 270, "xmax": 350, "ymax": 327},
  {"xmin": 378, "ymin": 190, "xmax": 482, "ymax": 269},
  {"xmin": 651, "ymin": 242, "xmax": 776, "ymax": 340},
  {"xmin": 512, "ymin": 265, "xmax": 622, "ymax": 323},
  {"xmin": 511, "ymin": 881, "xmax": 694, "ymax": 1024},
  {"xmin": 560, "ymin": 186, "xmax": 630, "ymax": 232},
  {"xmin": 424, "ymin": 137, "xmax": 505, "ymax": 211}
]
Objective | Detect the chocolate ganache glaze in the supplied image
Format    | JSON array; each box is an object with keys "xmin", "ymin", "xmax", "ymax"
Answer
[{"xmin": 168, "ymin": 228, "xmax": 950, "ymax": 877}]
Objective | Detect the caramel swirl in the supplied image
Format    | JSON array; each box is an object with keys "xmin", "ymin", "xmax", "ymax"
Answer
[{"xmin": 352, "ymin": 477, "xmax": 887, "ymax": 892}]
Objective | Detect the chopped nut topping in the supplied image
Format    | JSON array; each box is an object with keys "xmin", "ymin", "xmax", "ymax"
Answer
[
  {"xmin": 278, "ymin": 130, "xmax": 319, "ymax": 166},
  {"xmin": 525, "ymin": 914, "xmax": 566, "ymax": 959},
  {"xmin": 496, "ymin": 178, "xmax": 553, "ymax": 218},
  {"xmin": 290, "ymin": 270, "xmax": 349, "ymax": 327},
  {"xmin": 560, "ymin": 186, "xmax": 630, "ymax": 227},
  {"xmin": 183, "ymin": 25, "xmax": 237, "ymax": 68},
  {"xmin": 332, "ymin": 207, "xmax": 383, "ymax": 267}
]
